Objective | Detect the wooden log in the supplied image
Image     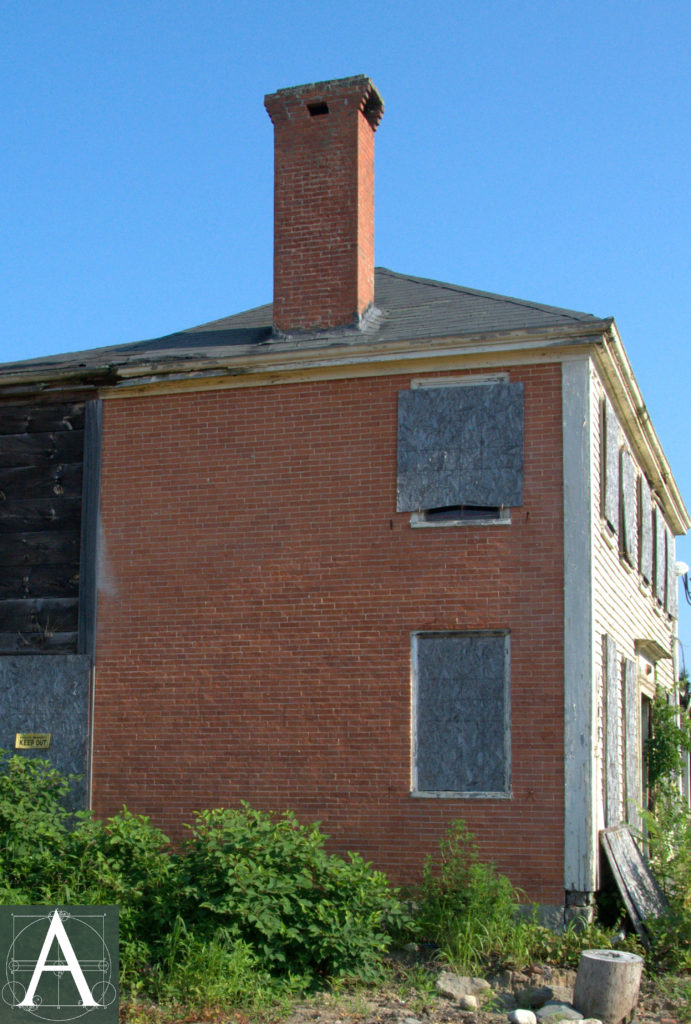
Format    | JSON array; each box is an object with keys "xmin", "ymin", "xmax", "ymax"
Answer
[
  {"xmin": 0, "ymin": 631, "xmax": 78, "ymax": 654},
  {"xmin": 573, "ymin": 949, "xmax": 643, "ymax": 1024},
  {"xmin": 0, "ymin": 564, "xmax": 80, "ymax": 600},
  {"xmin": 0, "ymin": 462, "xmax": 83, "ymax": 500},
  {"xmin": 0, "ymin": 430, "xmax": 84, "ymax": 467},
  {"xmin": 0, "ymin": 597, "xmax": 79, "ymax": 633},
  {"xmin": 0, "ymin": 531, "xmax": 81, "ymax": 566},
  {"xmin": 0, "ymin": 496, "xmax": 81, "ymax": 534},
  {"xmin": 0, "ymin": 403, "xmax": 85, "ymax": 435}
]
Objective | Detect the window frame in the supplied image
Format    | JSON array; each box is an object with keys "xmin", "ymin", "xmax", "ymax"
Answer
[
  {"xmin": 410, "ymin": 629, "xmax": 512, "ymax": 799},
  {"xmin": 401, "ymin": 373, "xmax": 519, "ymax": 527}
]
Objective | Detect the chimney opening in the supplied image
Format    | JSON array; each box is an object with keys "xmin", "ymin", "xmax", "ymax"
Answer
[{"xmin": 307, "ymin": 101, "xmax": 329, "ymax": 117}]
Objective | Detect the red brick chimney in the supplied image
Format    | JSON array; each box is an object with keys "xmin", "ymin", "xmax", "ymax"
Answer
[{"xmin": 264, "ymin": 76, "xmax": 384, "ymax": 334}]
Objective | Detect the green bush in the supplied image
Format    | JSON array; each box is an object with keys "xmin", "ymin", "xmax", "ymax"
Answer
[
  {"xmin": 0, "ymin": 754, "xmax": 406, "ymax": 1001},
  {"xmin": 641, "ymin": 783, "xmax": 691, "ymax": 971},
  {"xmin": 413, "ymin": 819, "xmax": 642, "ymax": 972},
  {"xmin": 413, "ymin": 820, "xmax": 523, "ymax": 970},
  {"xmin": 0, "ymin": 750, "xmax": 77, "ymax": 898},
  {"xmin": 645, "ymin": 685, "xmax": 691, "ymax": 797},
  {"xmin": 177, "ymin": 804, "xmax": 407, "ymax": 985},
  {"xmin": 639, "ymin": 682, "xmax": 691, "ymax": 972}
]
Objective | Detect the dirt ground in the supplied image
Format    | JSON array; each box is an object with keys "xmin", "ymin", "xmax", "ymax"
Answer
[{"xmin": 282, "ymin": 972, "xmax": 690, "ymax": 1024}]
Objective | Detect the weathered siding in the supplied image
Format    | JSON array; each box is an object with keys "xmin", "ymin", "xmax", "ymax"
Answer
[
  {"xmin": 590, "ymin": 366, "xmax": 677, "ymax": 838},
  {"xmin": 0, "ymin": 403, "xmax": 84, "ymax": 653}
]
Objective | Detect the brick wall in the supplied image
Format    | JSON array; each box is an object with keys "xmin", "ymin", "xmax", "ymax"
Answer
[{"xmin": 92, "ymin": 362, "xmax": 565, "ymax": 904}]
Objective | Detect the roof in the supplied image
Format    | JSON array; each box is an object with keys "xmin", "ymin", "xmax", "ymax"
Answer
[{"xmin": 0, "ymin": 268, "xmax": 606, "ymax": 379}]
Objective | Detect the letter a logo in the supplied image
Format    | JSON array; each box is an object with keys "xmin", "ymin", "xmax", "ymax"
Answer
[{"xmin": 18, "ymin": 911, "xmax": 97, "ymax": 1008}]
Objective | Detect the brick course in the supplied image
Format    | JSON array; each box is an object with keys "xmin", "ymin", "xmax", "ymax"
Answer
[{"xmin": 92, "ymin": 362, "xmax": 565, "ymax": 904}]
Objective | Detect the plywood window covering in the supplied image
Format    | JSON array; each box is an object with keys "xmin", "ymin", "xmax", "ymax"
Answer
[
  {"xmin": 604, "ymin": 633, "xmax": 623, "ymax": 827},
  {"xmin": 623, "ymin": 656, "xmax": 640, "ymax": 831},
  {"xmin": 620, "ymin": 449, "xmax": 637, "ymax": 567},
  {"xmin": 654, "ymin": 507, "xmax": 666, "ymax": 606},
  {"xmin": 638, "ymin": 478, "xmax": 653, "ymax": 585},
  {"xmin": 666, "ymin": 525, "xmax": 677, "ymax": 619},
  {"xmin": 602, "ymin": 398, "xmax": 620, "ymax": 533},
  {"xmin": 412, "ymin": 631, "xmax": 510, "ymax": 796},
  {"xmin": 396, "ymin": 383, "xmax": 523, "ymax": 513}
]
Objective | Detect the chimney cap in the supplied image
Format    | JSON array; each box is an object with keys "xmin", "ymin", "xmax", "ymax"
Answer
[{"xmin": 264, "ymin": 74, "xmax": 384, "ymax": 131}]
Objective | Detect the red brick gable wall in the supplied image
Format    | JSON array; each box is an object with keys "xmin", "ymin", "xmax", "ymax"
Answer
[{"xmin": 92, "ymin": 362, "xmax": 564, "ymax": 904}]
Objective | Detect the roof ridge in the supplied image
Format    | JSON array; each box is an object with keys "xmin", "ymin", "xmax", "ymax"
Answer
[{"xmin": 374, "ymin": 266, "xmax": 600, "ymax": 322}]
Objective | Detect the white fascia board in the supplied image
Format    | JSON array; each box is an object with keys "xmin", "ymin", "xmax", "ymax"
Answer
[{"xmin": 593, "ymin": 322, "xmax": 690, "ymax": 535}]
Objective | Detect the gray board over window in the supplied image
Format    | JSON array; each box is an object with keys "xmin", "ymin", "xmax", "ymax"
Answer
[
  {"xmin": 397, "ymin": 383, "xmax": 523, "ymax": 512},
  {"xmin": 413, "ymin": 631, "xmax": 510, "ymax": 795},
  {"xmin": 620, "ymin": 449, "xmax": 637, "ymax": 567},
  {"xmin": 639, "ymin": 478, "xmax": 653, "ymax": 584},
  {"xmin": 603, "ymin": 398, "xmax": 619, "ymax": 533}
]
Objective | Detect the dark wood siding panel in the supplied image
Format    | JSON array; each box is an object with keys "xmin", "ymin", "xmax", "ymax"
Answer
[
  {"xmin": 0, "ymin": 403, "xmax": 85, "ymax": 435},
  {"xmin": 0, "ymin": 403, "xmax": 85, "ymax": 654}
]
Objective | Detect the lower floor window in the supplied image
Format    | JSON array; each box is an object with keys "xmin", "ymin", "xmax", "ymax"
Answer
[{"xmin": 412, "ymin": 630, "xmax": 511, "ymax": 796}]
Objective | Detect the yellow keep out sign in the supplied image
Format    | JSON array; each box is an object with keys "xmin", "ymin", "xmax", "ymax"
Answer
[{"xmin": 14, "ymin": 734, "xmax": 51, "ymax": 750}]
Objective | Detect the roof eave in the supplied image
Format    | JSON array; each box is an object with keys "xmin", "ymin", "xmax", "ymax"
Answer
[
  {"xmin": 0, "ymin": 319, "xmax": 614, "ymax": 398},
  {"xmin": 594, "ymin": 320, "xmax": 690, "ymax": 535}
]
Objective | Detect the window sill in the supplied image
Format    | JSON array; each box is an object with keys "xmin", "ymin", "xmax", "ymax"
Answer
[
  {"xmin": 410, "ymin": 512, "xmax": 511, "ymax": 529},
  {"xmin": 409, "ymin": 789, "xmax": 512, "ymax": 800}
]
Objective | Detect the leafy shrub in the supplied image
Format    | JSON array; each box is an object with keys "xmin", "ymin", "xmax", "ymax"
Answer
[
  {"xmin": 0, "ymin": 750, "xmax": 76, "ymax": 897},
  {"xmin": 639, "ymin": 683, "xmax": 691, "ymax": 972},
  {"xmin": 63, "ymin": 808, "xmax": 177, "ymax": 989},
  {"xmin": 641, "ymin": 783, "xmax": 691, "ymax": 971},
  {"xmin": 0, "ymin": 755, "xmax": 406, "ymax": 999},
  {"xmin": 177, "ymin": 804, "xmax": 407, "ymax": 985},
  {"xmin": 153, "ymin": 917, "xmax": 288, "ymax": 1011},
  {"xmin": 644, "ymin": 685, "xmax": 691, "ymax": 797},
  {"xmin": 413, "ymin": 820, "xmax": 523, "ymax": 970},
  {"xmin": 413, "ymin": 819, "xmax": 642, "ymax": 972}
]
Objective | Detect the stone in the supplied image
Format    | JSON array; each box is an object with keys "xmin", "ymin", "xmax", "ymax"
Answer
[
  {"xmin": 459, "ymin": 995, "xmax": 478, "ymax": 1011},
  {"xmin": 508, "ymin": 1011, "xmax": 538, "ymax": 1024},
  {"xmin": 536, "ymin": 1003, "xmax": 584, "ymax": 1021},
  {"xmin": 516, "ymin": 985, "xmax": 554, "ymax": 1009},
  {"xmin": 435, "ymin": 971, "xmax": 491, "ymax": 1000}
]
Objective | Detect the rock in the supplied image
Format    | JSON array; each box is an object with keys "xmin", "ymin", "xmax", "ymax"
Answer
[
  {"xmin": 536, "ymin": 1003, "xmax": 584, "ymax": 1021},
  {"xmin": 435, "ymin": 971, "xmax": 491, "ymax": 1000},
  {"xmin": 508, "ymin": 1011, "xmax": 538, "ymax": 1024},
  {"xmin": 516, "ymin": 985, "xmax": 554, "ymax": 1009},
  {"xmin": 459, "ymin": 995, "xmax": 478, "ymax": 1011}
]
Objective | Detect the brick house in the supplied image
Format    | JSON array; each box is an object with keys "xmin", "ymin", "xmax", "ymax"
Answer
[{"xmin": 0, "ymin": 75, "xmax": 687, "ymax": 923}]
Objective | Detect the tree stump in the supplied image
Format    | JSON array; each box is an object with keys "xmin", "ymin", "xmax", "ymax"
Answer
[{"xmin": 573, "ymin": 949, "xmax": 643, "ymax": 1024}]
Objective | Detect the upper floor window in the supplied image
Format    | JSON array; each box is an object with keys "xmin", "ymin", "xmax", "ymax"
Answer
[{"xmin": 396, "ymin": 375, "xmax": 523, "ymax": 522}]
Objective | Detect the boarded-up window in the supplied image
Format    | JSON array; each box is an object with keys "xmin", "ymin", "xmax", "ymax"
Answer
[
  {"xmin": 622, "ymin": 657, "xmax": 640, "ymax": 831},
  {"xmin": 602, "ymin": 398, "xmax": 619, "ymax": 533},
  {"xmin": 412, "ymin": 631, "xmax": 510, "ymax": 795},
  {"xmin": 604, "ymin": 634, "xmax": 623, "ymax": 827},
  {"xmin": 620, "ymin": 449, "xmax": 637, "ymax": 566},
  {"xmin": 666, "ymin": 526, "xmax": 677, "ymax": 619},
  {"xmin": 397, "ymin": 384, "xmax": 523, "ymax": 512},
  {"xmin": 654, "ymin": 507, "xmax": 666, "ymax": 606},
  {"xmin": 639, "ymin": 478, "xmax": 653, "ymax": 584}
]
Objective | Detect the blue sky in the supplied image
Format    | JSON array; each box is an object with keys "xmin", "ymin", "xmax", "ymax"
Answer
[{"xmin": 2, "ymin": 1, "xmax": 691, "ymax": 657}]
